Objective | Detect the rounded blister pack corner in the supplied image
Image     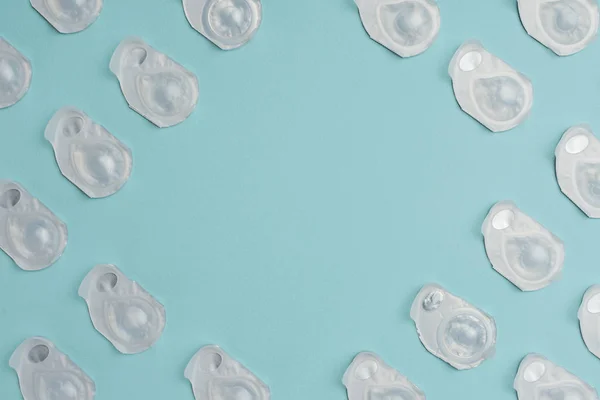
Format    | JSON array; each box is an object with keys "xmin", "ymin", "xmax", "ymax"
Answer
[
  {"xmin": 448, "ymin": 40, "xmax": 533, "ymax": 133},
  {"xmin": 109, "ymin": 37, "xmax": 199, "ymax": 128},
  {"xmin": 0, "ymin": 37, "xmax": 32, "ymax": 109},
  {"xmin": 578, "ymin": 285, "xmax": 600, "ymax": 360},
  {"xmin": 9, "ymin": 337, "xmax": 96, "ymax": 400},
  {"xmin": 185, "ymin": 345, "xmax": 270, "ymax": 400},
  {"xmin": 555, "ymin": 124, "xmax": 600, "ymax": 218},
  {"xmin": 517, "ymin": 0, "xmax": 600, "ymax": 56},
  {"xmin": 0, "ymin": 180, "xmax": 68, "ymax": 271},
  {"xmin": 183, "ymin": 0, "xmax": 263, "ymax": 50},
  {"xmin": 410, "ymin": 283, "xmax": 497, "ymax": 370},
  {"xmin": 481, "ymin": 200, "xmax": 565, "ymax": 292},
  {"xmin": 354, "ymin": 0, "xmax": 441, "ymax": 58},
  {"xmin": 342, "ymin": 352, "xmax": 425, "ymax": 400},
  {"xmin": 78, "ymin": 264, "xmax": 166, "ymax": 354},
  {"xmin": 45, "ymin": 106, "xmax": 133, "ymax": 199},
  {"xmin": 514, "ymin": 353, "xmax": 599, "ymax": 400},
  {"xmin": 30, "ymin": 0, "xmax": 103, "ymax": 34}
]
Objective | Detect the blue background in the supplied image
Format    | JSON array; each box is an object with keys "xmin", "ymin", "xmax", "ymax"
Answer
[{"xmin": 1, "ymin": 0, "xmax": 600, "ymax": 398}]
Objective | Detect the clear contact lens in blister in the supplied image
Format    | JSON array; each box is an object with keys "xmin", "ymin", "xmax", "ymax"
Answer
[
  {"xmin": 183, "ymin": 0, "xmax": 263, "ymax": 50},
  {"xmin": 0, "ymin": 180, "xmax": 67, "ymax": 271},
  {"xmin": 0, "ymin": 38, "xmax": 32, "ymax": 109},
  {"xmin": 449, "ymin": 40, "xmax": 533, "ymax": 132},
  {"xmin": 110, "ymin": 37, "xmax": 199, "ymax": 128},
  {"xmin": 555, "ymin": 124, "xmax": 600, "ymax": 218},
  {"xmin": 518, "ymin": 0, "xmax": 599, "ymax": 56},
  {"xmin": 355, "ymin": 0, "xmax": 440, "ymax": 57},
  {"xmin": 79, "ymin": 264, "xmax": 166, "ymax": 354},
  {"xmin": 482, "ymin": 201, "xmax": 564, "ymax": 291},
  {"xmin": 343, "ymin": 352, "xmax": 425, "ymax": 400},
  {"xmin": 45, "ymin": 107, "xmax": 132, "ymax": 199},
  {"xmin": 410, "ymin": 283, "xmax": 496, "ymax": 370},
  {"xmin": 10, "ymin": 337, "xmax": 95, "ymax": 400},
  {"xmin": 185, "ymin": 345, "xmax": 270, "ymax": 400},
  {"xmin": 514, "ymin": 354, "xmax": 598, "ymax": 400},
  {"xmin": 578, "ymin": 285, "xmax": 600, "ymax": 360},
  {"xmin": 30, "ymin": 0, "xmax": 103, "ymax": 33}
]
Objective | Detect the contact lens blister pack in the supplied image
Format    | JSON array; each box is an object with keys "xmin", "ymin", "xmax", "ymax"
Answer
[
  {"xmin": 30, "ymin": 0, "xmax": 103, "ymax": 33},
  {"xmin": 555, "ymin": 125, "xmax": 600, "ymax": 218},
  {"xmin": 0, "ymin": 180, "xmax": 67, "ymax": 271},
  {"xmin": 110, "ymin": 37, "xmax": 199, "ymax": 128},
  {"xmin": 482, "ymin": 201, "xmax": 564, "ymax": 291},
  {"xmin": 0, "ymin": 38, "xmax": 32, "ymax": 109},
  {"xmin": 9, "ymin": 337, "xmax": 95, "ymax": 400},
  {"xmin": 343, "ymin": 352, "xmax": 425, "ymax": 400},
  {"xmin": 410, "ymin": 283, "xmax": 496, "ymax": 370},
  {"xmin": 185, "ymin": 345, "xmax": 270, "ymax": 400},
  {"xmin": 449, "ymin": 40, "xmax": 533, "ymax": 132},
  {"xmin": 183, "ymin": 0, "xmax": 263, "ymax": 50},
  {"xmin": 578, "ymin": 285, "xmax": 600, "ymax": 359},
  {"xmin": 518, "ymin": 0, "xmax": 599, "ymax": 56},
  {"xmin": 45, "ymin": 107, "xmax": 132, "ymax": 199},
  {"xmin": 354, "ymin": 0, "xmax": 440, "ymax": 57},
  {"xmin": 79, "ymin": 264, "xmax": 166, "ymax": 354},
  {"xmin": 514, "ymin": 354, "xmax": 598, "ymax": 400}
]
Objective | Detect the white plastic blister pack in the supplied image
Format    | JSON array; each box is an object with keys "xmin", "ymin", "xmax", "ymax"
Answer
[
  {"xmin": 9, "ymin": 337, "xmax": 95, "ymax": 400},
  {"xmin": 0, "ymin": 38, "xmax": 32, "ymax": 109},
  {"xmin": 518, "ymin": 0, "xmax": 599, "ymax": 56},
  {"xmin": 514, "ymin": 354, "xmax": 598, "ymax": 400},
  {"xmin": 0, "ymin": 180, "xmax": 67, "ymax": 271},
  {"xmin": 30, "ymin": 0, "xmax": 103, "ymax": 33},
  {"xmin": 355, "ymin": 0, "xmax": 440, "ymax": 58},
  {"xmin": 449, "ymin": 40, "xmax": 533, "ymax": 132},
  {"xmin": 343, "ymin": 352, "xmax": 425, "ymax": 400},
  {"xmin": 481, "ymin": 201, "xmax": 565, "ymax": 291},
  {"xmin": 183, "ymin": 0, "xmax": 263, "ymax": 50},
  {"xmin": 185, "ymin": 345, "xmax": 270, "ymax": 400},
  {"xmin": 79, "ymin": 264, "xmax": 166, "ymax": 354},
  {"xmin": 578, "ymin": 285, "xmax": 600, "ymax": 359},
  {"xmin": 45, "ymin": 107, "xmax": 132, "ymax": 198},
  {"xmin": 555, "ymin": 124, "xmax": 600, "ymax": 218},
  {"xmin": 110, "ymin": 37, "xmax": 199, "ymax": 128},
  {"xmin": 410, "ymin": 283, "xmax": 496, "ymax": 370}
]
